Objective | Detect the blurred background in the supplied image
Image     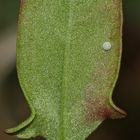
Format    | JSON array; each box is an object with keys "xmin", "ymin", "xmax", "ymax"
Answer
[{"xmin": 0, "ymin": 0, "xmax": 140, "ymax": 140}]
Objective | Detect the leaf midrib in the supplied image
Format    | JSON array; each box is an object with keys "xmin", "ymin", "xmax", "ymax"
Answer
[{"xmin": 60, "ymin": 1, "xmax": 73, "ymax": 139}]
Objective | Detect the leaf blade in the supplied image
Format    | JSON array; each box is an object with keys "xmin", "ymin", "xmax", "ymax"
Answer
[{"xmin": 7, "ymin": 0, "xmax": 126, "ymax": 140}]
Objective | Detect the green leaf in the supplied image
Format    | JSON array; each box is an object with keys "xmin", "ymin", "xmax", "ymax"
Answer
[{"xmin": 6, "ymin": 0, "xmax": 126, "ymax": 139}]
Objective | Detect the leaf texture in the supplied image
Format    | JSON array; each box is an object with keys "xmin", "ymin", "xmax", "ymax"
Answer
[{"xmin": 6, "ymin": 0, "xmax": 126, "ymax": 140}]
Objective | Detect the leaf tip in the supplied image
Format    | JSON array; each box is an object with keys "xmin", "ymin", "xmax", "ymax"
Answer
[{"xmin": 109, "ymin": 99, "xmax": 127, "ymax": 119}]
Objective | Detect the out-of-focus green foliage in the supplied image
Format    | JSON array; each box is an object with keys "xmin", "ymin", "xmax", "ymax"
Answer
[
  {"xmin": 124, "ymin": 0, "xmax": 140, "ymax": 23},
  {"xmin": 0, "ymin": 0, "xmax": 19, "ymax": 30}
]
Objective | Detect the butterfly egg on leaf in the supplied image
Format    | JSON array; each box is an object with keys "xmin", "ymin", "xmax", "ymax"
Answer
[{"xmin": 102, "ymin": 42, "xmax": 112, "ymax": 51}]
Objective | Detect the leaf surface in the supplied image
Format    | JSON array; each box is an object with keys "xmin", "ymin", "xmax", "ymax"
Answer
[{"xmin": 7, "ymin": 0, "xmax": 126, "ymax": 139}]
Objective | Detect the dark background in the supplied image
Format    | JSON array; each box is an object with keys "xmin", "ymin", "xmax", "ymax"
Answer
[{"xmin": 0, "ymin": 0, "xmax": 140, "ymax": 140}]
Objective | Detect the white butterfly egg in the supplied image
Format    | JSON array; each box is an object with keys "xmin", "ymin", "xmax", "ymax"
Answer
[{"xmin": 102, "ymin": 42, "xmax": 112, "ymax": 51}]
